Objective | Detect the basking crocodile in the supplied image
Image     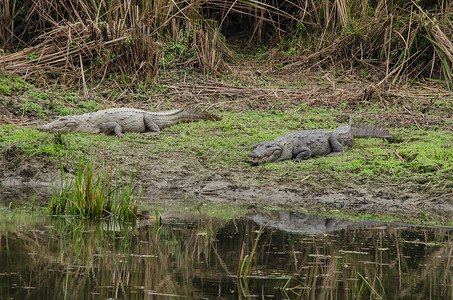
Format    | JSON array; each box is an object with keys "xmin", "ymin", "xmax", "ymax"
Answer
[
  {"xmin": 37, "ymin": 108, "xmax": 221, "ymax": 137},
  {"xmin": 246, "ymin": 124, "xmax": 391, "ymax": 164}
]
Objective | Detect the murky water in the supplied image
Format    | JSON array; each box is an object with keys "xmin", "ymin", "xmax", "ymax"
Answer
[{"xmin": 0, "ymin": 206, "xmax": 452, "ymax": 299}]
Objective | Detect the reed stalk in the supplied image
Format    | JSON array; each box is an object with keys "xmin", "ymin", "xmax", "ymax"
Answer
[
  {"xmin": 2, "ymin": 1, "xmax": 453, "ymax": 86},
  {"xmin": 49, "ymin": 151, "xmax": 141, "ymax": 221}
]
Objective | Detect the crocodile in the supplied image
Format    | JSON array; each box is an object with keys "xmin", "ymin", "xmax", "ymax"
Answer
[
  {"xmin": 246, "ymin": 124, "xmax": 391, "ymax": 164},
  {"xmin": 37, "ymin": 108, "xmax": 221, "ymax": 137}
]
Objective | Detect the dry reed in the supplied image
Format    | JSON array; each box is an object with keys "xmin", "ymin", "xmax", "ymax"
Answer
[{"xmin": 1, "ymin": 1, "xmax": 453, "ymax": 86}]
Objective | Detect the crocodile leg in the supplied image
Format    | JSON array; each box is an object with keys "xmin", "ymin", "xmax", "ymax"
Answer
[
  {"xmin": 98, "ymin": 122, "xmax": 124, "ymax": 138},
  {"xmin": 326, "ymin": 133, "xmax": 344, "ymax": 157},
  {"xmin": 142, "ymin": 115, "xmax": 161, "ymax": 136},
  {"xmin": 292, "ymin": 146, "xmax": 312, "ymax": 162}
]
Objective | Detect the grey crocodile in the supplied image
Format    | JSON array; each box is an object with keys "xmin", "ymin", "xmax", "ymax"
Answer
[
  {"xmin": 37, "ymin": 108, "xmax": 221, "ymax": 137},
  {"xmin": 246, "ymin": 124, "xmax": 391, "ymax": 164}
]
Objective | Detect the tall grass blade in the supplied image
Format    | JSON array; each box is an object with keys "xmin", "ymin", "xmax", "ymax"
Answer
[{"xmin": 49, "ymin": 151, "xmax": 142, "ymax": 222}]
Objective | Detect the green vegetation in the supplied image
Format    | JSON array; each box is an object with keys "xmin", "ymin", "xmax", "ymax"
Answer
[
  {"xmin": 237, "ymin": 225, "xmax": 263, "ymax": 279},
  {"xmin": 0, "ymin": 76, "xmax": 31, "ymax": 96},
  {"xmin": 1, "ymin": 106, "xmax": 452, "ymax": 205},
  {"xmin": 1, "ymin": 102, "xmax": 452, "ymax": 226},
  {"xmin": 237, "ymin": 225, "xmax": 265, "ymax": 297},
  {"xmin": 49, "ymin": 152, "xmax": 141, "ymax": 221},
  {"xmin": 354, "ymin": 272, "xmax": 385, "ymax": 300},
  {"xmin": 0, "ymin": 125, "xmax": 121, "ymax": 157},
  {"xmin": 0, "ymin": 74, "xmax": 97, "ymax": 119}
]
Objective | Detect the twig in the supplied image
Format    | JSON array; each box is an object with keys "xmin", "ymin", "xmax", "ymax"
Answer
[
  {"xmin": 394, "ymin": 149, "xmax": 404, "ymax": 162},
  {"xmin": 79, "ymin": 53, "xmax": 88, "ymax": 98},
  {"xmin": 413, "ymin": 192, "xmax": 453, "ymax": 206}
]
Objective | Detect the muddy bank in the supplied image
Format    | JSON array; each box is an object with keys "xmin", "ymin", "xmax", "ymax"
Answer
[
  {"xmin": 1, "ymin": 71, "xmax": 452, "ymax": 223},
  {"xmin": 1, "ymin": 146, "xmax": 452, "ymax": 223}
]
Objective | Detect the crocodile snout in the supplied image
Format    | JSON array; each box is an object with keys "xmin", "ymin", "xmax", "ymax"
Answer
[
  {"xmin": 247, "ymin": 146, "xmax": 282, "ymax": 164},
  {"xmin": 247, "ymin": 152, "xmax": 263, "ymax": 164},
  {"xmin": 37, "ymin": 123, "xmax": 50, "ymax": 131},
  {"xmin": 247, "ymin": 151, "xmax": 259, "ymax": 159}
]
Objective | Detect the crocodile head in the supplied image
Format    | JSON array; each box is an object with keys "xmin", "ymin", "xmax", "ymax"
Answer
[
  {"xmin": 37, "ymin": 117, "xmax": 81, "ymax": 133},
  {"xmin": 248, "ymin": 142, "xmax": 283, "ymax": 164}
]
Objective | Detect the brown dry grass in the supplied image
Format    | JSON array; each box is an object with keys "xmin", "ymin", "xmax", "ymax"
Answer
[
  {"xmin": 1, "ymin": 1, "xmax": 453, "ymax": 88},
  {"xmin": 155, "ymin": 69, "xmax": 452, "ymax": 130},
  {"xmin": 0, "ymin": 0, "xmax": 231, "ymax": 85}
]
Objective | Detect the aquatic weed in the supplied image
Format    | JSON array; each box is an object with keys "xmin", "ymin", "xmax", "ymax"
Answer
[
  {"xmin": 49, "ymin": 150, "xmax": 141, "ymax": 221},
  {"xmin": 354, "ymin": 272, "xmax": 385, "ymax": 299},
  {"xmin": 236, "ymin": 225, "xmax": 265, "ymax": 297},
  {"xmin": 237, "ymin": 225, "xmax": 264, "ymax": 279}
]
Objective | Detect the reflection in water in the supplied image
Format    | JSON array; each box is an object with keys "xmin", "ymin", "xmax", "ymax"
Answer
[
  {"xmin": 247, "ymin": 210, "xmax": 360, "ymax": 234},
  {"xmin": 0, "ymin": 210, "xmax": 452, "ymax": 299}
]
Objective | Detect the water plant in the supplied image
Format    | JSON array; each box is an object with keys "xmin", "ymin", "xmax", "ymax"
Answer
[
  {"xmin": 237, "ymin": 225, "xmax": 264, "ymax": 279},
  {"xmin": 49, "ymin": 151, "xmax": 142, "ymax": 221},
  {"xmin": 354, "ymin": 272, "xmax": 385, "ymax": 300},
  {"xmin": 280, "ymin": 276, "xmax": 311, "ymax": 297},
  {"xmin": 236, "ymin": 225, "xmax": 264, "ymax": 297}
]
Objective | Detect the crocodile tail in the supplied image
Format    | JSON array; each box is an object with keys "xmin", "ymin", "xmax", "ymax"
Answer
[
  {"xmin": 179, "ymin": 109, "xmax": 222, "ymax": 122},
  {"xmin": 351, "ymin": 124, "xmax": 391, "ymax": 138}
]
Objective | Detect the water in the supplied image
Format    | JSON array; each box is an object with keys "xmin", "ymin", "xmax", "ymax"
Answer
[{"xmin": 0, "ymin": 208, "xmax": 452, "ymax": 299}]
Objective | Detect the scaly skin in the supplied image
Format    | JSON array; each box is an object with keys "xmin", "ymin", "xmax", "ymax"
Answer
[
  {"xmin": 37, "ymin": 108, "xmax": 221, "ymax": 137},
  {"xmin": 246, "ymin": 124, "xmax": 391, "ymax": 164}
]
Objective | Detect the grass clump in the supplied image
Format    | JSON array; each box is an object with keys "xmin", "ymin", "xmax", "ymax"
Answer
[
  {"xmin": 0, "ymin": 125, "xmax": 122, "ymax": 158},
  {"xmin": 49, "ymin": 151, "xmax": 141, "ymax": 222}
]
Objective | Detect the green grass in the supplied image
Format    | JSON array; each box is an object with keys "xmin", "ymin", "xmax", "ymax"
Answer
[
  {"xmin": 49, "ymin": 151, "xmax": 141, "ymax": 221},
  {"xmin": 2, "ymin": 108, "xmax": 452, "ymax": 190},
  {"xmin": 0, "ymin": 73, "xmax": 104, "ymax": 119},
  {"xmin": 136, "ymin": 111, "xmax": 453, "ymax": 183}
]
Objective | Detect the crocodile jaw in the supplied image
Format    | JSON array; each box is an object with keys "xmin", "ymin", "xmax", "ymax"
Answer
[
  {"xmin": 248, "ymin": 144, "xmax": 283, "ymax": 164},
  {"xmin": 37, "ymin": 117, "xmax": 80, "ymax": 133}
]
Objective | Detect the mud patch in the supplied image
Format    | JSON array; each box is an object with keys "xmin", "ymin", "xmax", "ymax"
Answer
[
  {"xmin": 1, "ymin": 149, "xmax": 452, "ymax": 223},
  {"xmin": 1, "ymin": 144, "xmax": 23, "ymax": 163},
  {"xmin": 114, "ymin": 148, "xmax": 452, "ymax": 222}
]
